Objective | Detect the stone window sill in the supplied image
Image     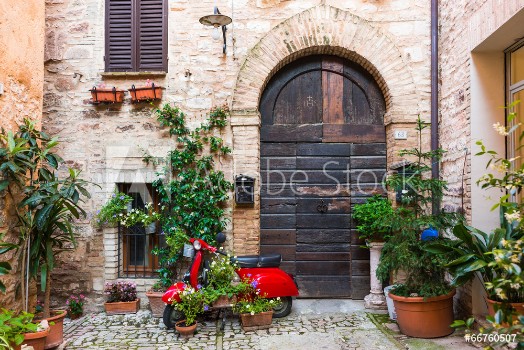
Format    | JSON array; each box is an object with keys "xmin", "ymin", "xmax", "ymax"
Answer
[{"xmin": 100, "ymin": 71, "xmax": 167, "ymax": 77}]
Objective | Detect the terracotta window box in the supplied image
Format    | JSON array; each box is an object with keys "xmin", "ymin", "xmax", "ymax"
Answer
[
  {"xmin": 104, "ymin": 298, "xmax": 140, "ymax": 315},
  {"xmin": 89, "ymin": 86, "xmax": 125, "ymax": 104},
  {"xmin": 128, "ymin": 84, "xmax": 164, "ymax": 102},
  {"xmin": 239, "ymin": 310, "xmax": 274, "ymax": 331}
]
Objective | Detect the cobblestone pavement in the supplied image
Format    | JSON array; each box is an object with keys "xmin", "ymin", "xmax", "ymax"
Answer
[{"xmin": 63, "ymin": 303, "xmax": 400, "ymax": 350}]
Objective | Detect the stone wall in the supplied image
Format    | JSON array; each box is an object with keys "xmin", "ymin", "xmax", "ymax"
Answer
[
  {"xmin": 43, "ymin": 0, "xmax": 432, "ymax": 308},
  {"xmin": 438, "ymin": 0, "xmax": 524, "ymax": 316},
  {"xmin": 0, "ymin": 1, "xmax": 45, "ymax": 310}
]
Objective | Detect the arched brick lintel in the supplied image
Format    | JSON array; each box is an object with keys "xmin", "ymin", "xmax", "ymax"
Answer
[{"xmin": 231, "ymin": 4, "xmax": 418, "ymax": 117}]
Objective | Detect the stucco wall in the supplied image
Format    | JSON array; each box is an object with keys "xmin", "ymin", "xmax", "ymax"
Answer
[
  {"xmin": 0, "ymin": 1, "xmax": 45, "ymax": 310},
  {"xmin": 43, "ymin": 0, "xmax": 432, "ymax": 309}
]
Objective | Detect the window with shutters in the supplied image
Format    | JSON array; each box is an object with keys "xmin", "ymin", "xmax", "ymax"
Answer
[{"xmin": 105, "ymin": 0, "xmax": 167, "ymax": 72}]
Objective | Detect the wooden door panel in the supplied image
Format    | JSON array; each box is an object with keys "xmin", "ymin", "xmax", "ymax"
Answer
[
  {"xmin": 296, "ymin": 229, "xmax": 351, "ymax": 243},
  {"xmin": 296, "ymin": 214, "xmax": 350, "ymax": 229},
  {"xmin": 296, "ymin": 157, "xmax": 351, "ymax": 170},
  {"xmin": 260, "ymin": 143, "xmax": 297, "ymax": 157},
  {"xmin": 297, "ymin": 243, "xmax": 351, "ymax": 253},
  {"xmin": 260, "ymin": 198, "xmax": 296, "ymax": 214},
  {"xmin": 323, "ymin": 124, "xmax": 386, "ymax": 143},
  {"xmin": 261, "ymin": 170, "xmax": 349, "ymax": 184},
  {"xmin": 260, "ymin": 124, "xmax": 323, "ymax": 142},
  {"xmin": 296, "ymin": 261, "xmax": 350, "ymax": 275},
  {"xmin": 296, "ymin": 276, "xmax": 351, "ymax": 298},
  {"xmin": 293, "ymin": 184, "xmax": 351, "ymax": 197},
  {"xmin": 296, "ymin": 198, "xmax": 351, "ymax": 214},
  {"xmin": 260, "ymin": 229, "xmax": 296, "ymax": 245}
]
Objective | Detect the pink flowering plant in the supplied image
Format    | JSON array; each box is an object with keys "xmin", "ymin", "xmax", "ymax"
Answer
[
  {"xmin": 104, "ymin": 281, "xmax": 137, "ymax": 303},
  {"xmin": 66, "ymin": 294, "xmax": 86, "ymax": 317}
]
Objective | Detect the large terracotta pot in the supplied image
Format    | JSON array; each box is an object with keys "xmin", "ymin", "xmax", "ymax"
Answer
[
  {"xmin": 104, "ymin": 298, "xmax": 140, "ymax": 315},
  {"xmin": 486, "ymin": 298, "xmax": 524, "ymax": 324},
  {"xmin": 175, "ymin": 320, "xmax": 197, "ymax": 337},
  {"xmin": 390, "ymin": 289, "xmax": 455, "ymax": 338},
  {"xmin": 43, "ymin": 310, "xmax": 67, "ymax": 349},
  {"xmin": 239, "ymin": 311, "xmax": 274, "ymax": 332},
  {"xmin": 146, "ymin": 291, "xmax": 165, "ymax": 318},
  {"xmin": 14, "ymin": 328, "xmax": 49, "ymax": 350}
]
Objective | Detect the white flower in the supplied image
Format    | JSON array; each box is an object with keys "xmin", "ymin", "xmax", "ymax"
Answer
[
  {"xmin": 504, "ymin": 211, "xmax": 521, "ymax": 224},
  {"xmin": 251, "ymin": 311, "xmax": 255, "ymax": 315},
  {"xmin": 510, "ymin": 283, "xmax": 521, "ymax": 290},
  {"xmin": 493, "ymin": 122, "xmax": 509, "ymax": 136}
]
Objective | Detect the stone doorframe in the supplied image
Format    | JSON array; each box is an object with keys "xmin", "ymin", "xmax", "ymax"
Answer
[{"xmin": 230, "ymin": 4, "xmax": 422, "ymax": 254}]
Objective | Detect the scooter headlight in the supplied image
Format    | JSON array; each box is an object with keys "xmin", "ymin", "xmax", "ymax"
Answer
[{"xmin": 193, "ymin": 240, "xmax": 202, "ymax": 250}]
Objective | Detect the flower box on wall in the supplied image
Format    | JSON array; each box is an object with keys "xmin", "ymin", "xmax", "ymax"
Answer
[
  {"xmin": 89, "ymin": 86, "xmax": 125, "ymax": 104},
  {"xmin": 104, "ymin": 298, "xmax": 140, "ymax": 315},
  {"xmin": 128, "ymin": 83, "xmax": 164, "ymax": 102}
]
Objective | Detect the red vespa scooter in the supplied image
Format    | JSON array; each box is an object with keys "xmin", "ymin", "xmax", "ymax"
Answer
[{"xmin": 161, "ymin": 232, "xmax": 299, "ymax": 328}]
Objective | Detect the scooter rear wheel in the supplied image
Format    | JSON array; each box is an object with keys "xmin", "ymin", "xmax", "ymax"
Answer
[
  {"xmin": 163, "ymin": 304, "xmax": 183, "ymax": 329},
  {"xmin": 272, "ymin": 296, "xmax": 292, "ymax": 318}
]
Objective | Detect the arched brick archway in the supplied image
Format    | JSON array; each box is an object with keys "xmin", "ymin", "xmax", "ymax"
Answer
[{"xmin": 230, "ymin": 4, "xmax": 420, "ymax": 255}]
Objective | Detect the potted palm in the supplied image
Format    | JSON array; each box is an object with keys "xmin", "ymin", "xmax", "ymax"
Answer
[
  {"xmin": 376, "ymin": 117, "xmax": 462, "ymax": 338},
  {"xmin": 0, "ymin": 119, "xmax": 92, "ymax": 349}
]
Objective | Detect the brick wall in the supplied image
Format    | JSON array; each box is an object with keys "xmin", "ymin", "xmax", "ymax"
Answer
[{"xmin": 43, "ymin": 0, "xmax": 431, "ymax": 309}]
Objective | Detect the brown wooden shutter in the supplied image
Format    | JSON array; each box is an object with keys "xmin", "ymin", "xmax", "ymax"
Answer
[
  {"xmin": 137, "ymin": 0, "xmax": 167, "ymax": 71},
  {"xmin": 105, "ymin": 0, "xmax": 135, "ymax": 72}
]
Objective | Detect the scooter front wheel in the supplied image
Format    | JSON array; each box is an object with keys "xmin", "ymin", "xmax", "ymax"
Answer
[
  {"xmin": 163, "ymin": 304, "xmax": 183, "ymax": 329},
  {"xmin": 272, "ymin": 296, "xmax": 292, "ymax": 318}
]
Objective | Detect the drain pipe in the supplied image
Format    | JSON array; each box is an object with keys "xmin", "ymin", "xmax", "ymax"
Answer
[{"xmin": 431, "ymin": 0, "xmax": 440, "ymax": 215}]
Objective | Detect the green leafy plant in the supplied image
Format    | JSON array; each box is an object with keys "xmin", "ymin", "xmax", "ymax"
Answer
[
  {"xmin": 173, "ymin": 286, "xmax": 206, "ymax": 326},
  {"xmin": 352, "ymin": 194, "xmax": 393, "ymax": 242},
  {"xmin": 0, "ymin": 233, "xmax": 17, "ymax": 294},
  {"xmin": 0, "ymin": 119, "xmax": 93, "ymax": 317},
  {"xmin": 94, "ymin": 191, "xmax": 132, "ymax": 227},
  {"xmin": 376, "ymin": 116, "xmax": 462, "ymax": 297},
  {"xmin": 150, "ymin": 228, "xmax": 189, "ymax": 291},
  {"xmin": 143, "ymin": 104, "xmax": 233, "ymax": 287},
  {"xmin": 65, "ymin": 294, "xmax": 86, "ymax": 317},
  {"xmin": 0, "ymin": 309, "xmax": 38, "ymax": 348}
]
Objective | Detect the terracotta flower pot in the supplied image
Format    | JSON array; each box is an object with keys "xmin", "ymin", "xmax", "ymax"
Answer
[
  {"xmin": 390, "ymin": 290, "xmax": 455, "ymax": 338},
  {"xmin": 175, "ymin": 320, "xmax": 197, "ymax": 337},
  {"xmin": 146, "ymin": 291, "xmax": 165, "ymax": 318},
  {"xmin": 43, "ymin": 310, "xmax": 67, "ymax": 349},
  {"xmin": 239, "ymin": 311, "xmax": 274, "ymax": 331},
  {"xmin": 486, "ymin": 297, "xmax": 524, "ymax": 325},
  {"xmin": 104, "ymin": 298, "xmax": 140, "ymax": 315},
  {"xmin": 89, "ymin": 87, "xmax": 125, "ymax": 103},
  {"xmin": 19, "ymin": 328, "xmax": 49, "ymax": 350},
  {"xmin": 128, "ymin": 84, "xmax": 164, "ymax": 102}
]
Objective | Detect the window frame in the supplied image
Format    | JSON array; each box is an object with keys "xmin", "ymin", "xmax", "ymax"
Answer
[{"xmin": 104, "ymin": 0, "xmax": 168, "ymax": 73}]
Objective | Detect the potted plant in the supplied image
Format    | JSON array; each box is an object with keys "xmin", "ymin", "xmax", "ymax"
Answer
[
  {"xmin": 89, "ymin": 83, "xmax": 125, "ymax": 103},
  {"xmin": 204, "ymin": 254, "xmax": 243, "ymax": 308},
  {"xmin": 232, "ymin": 280, "xmax": 282, "ymax": 332},
  {"xmin": 0, "ymin": 119, "xmax": 92, "ymax": 349},
  {"xmin": 128, "ymin": 79, "xmax": 164, "ymax": 103},
  {"xmin": 0, "ymin": 309, "xmax": 49, "ymax": 350},
  {"xmin": 65, "ymin": 294, "xmax": 86, "ymax": 320},
  {"xmin": 94, "ymin": 191, "xmax": 133, "ymax": 228},
  {"xmin": 353, "ymin": 194, "xmax": 393, "ymax": 243},
  {"xmin": 120, "ymin": 202, "xmax": 161, "ymax": 232},
  {"xmin": 104, "ymin": 281, "xmax": 140, "ymax": 315},
  {"xmin": 376, "ymin": 116, "xmax": 462, "ymax": 338},
  {"xmin": 172, "ymin": 286, "xmax": 206, "ymax": 337}
]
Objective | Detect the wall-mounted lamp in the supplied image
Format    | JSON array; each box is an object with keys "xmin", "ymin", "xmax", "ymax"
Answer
[{"xmin": 199, "ymin": 6, "xmax": 232, "ymax": 54}]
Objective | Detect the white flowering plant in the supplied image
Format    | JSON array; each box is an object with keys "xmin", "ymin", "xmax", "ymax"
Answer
[
  {"xmin": 173, "ymin": 286, "xmax": 206, "ymax": 326},
  {"xmin": 484, "ymin": 239, "xmax": 523, "ymax": 303},
  {"xmin": 120, "ymin": 203, "xmax": 162, "ymax": 227},
  {"xmin": 94, "ymin": 191, "xmax": 132, "ymax": 227},
  {"xmin": 232, "ymin": 278, "xmax": 281, "ymax": 315}
]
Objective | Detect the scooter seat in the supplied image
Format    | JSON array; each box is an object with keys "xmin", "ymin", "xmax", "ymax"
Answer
[{"xmin": 232, "ymin": 254, "xmax": 282, "ymax": 268}]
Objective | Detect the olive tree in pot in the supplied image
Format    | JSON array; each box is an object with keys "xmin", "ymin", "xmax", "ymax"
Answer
[
  {"xmin": 0, "ymin": 119, "xmax": 92, "ymax": 349},
  {"xmin": 376, "ymin": 117, "xmax": 462, "ymax": 338}
]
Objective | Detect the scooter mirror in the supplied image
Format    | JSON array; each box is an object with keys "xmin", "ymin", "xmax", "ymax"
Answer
[{"xmin": 216, "ymin": 232, "xmax": 226, "ymax": 244}]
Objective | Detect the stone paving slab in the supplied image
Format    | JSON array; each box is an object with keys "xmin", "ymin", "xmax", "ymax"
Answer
[{"xmin": 63, "ymin": 308, "xmax": 400, "ymax": 350}]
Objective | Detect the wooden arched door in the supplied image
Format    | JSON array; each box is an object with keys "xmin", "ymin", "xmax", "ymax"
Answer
[{"xmin": 259, "ymin": 55, "xmax": 386, "ymax": 298}]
